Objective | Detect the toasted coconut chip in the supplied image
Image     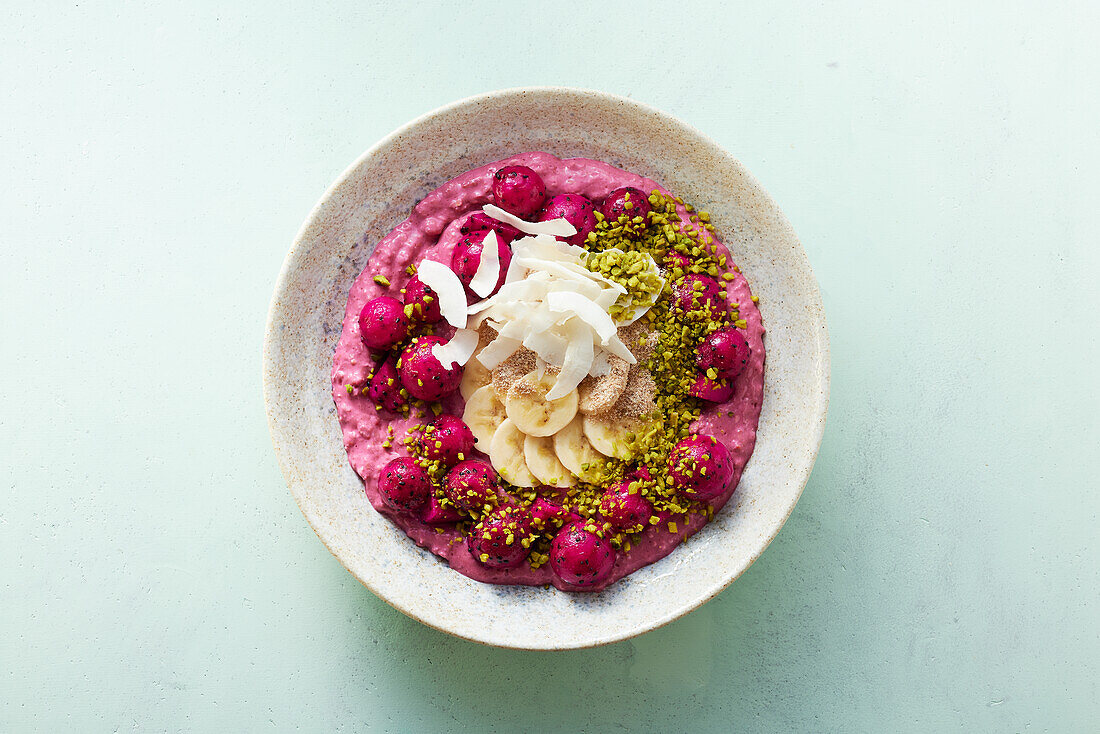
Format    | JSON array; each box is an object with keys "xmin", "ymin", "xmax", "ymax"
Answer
[
  {"xmin": 431, "ymin": 328, "xmax": 479, "ymax": 368},
  {"xmin": 416, "ymin": 259, "xmax": 467, "ymax": 328},
  {"xmin": 468, "ymin": 230, "xmax": 502, "ymax": 298},
  {"xmin": 482, "ymin": 205, "xmax": 577, "ymax": 238}
]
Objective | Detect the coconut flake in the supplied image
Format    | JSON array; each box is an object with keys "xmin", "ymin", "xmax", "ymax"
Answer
[
  {"xmin": 476, "ymin": 335, "xmax": 522, "ymax": 369},
  {"xmin": 546, "ymin": 291, "xmax": 617, "ymax": 344},
  {"xmin": 468, "ymin": 230, "xmax": 502, "ymax": 298},
  {"xmin": 589, "ymin": 351, "xmax": 613, "ymax": 377},
  {"xmin": 482, "ymin": 204, "xmax": 577, "ymax": 238},
  {"xmin": 416, "ymin": 259, "xmax": 467, "ymax": 328},
  {"xmin": 523, "ymin": 328, "xmax": 568, "ymax": 366},
  {"xmin": 431, "ymin": 328, "xmax": 479, "ymax": 368},
  {"xmin": 600, "ymin": 335, "xmax": 637, "ymax": 365},
  {"xmin": 547, "ymin": 318, "xmax": 595, "ymax": 400}
]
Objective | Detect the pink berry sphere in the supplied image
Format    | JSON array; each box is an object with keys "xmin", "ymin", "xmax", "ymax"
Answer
[
  {"xmin": 598, "ymin": 482, "xmax": 653, "ymax": 533},
  {"xmin": 419, "ymin": 495, "xmax": 462, "ymax": 525},
  {"xmin": 549, "ymin": 523, "xmax": 617, "ymax": 588},
  {"xmin": 377, "ymin": 457, "xmax": 431, "ymax": 514},
  {"xmin": 600, "ymin": 187, "xmax": 652, "ymax": 234},
  {"xmin": 538, "ymin": 194, "xmax": 597, "ymax": 246},
  {"xmin": 673, "ymin": 274, "xmax": 727, "ymax": 316},
  {"xmin": 366, "ymin": 360, "xmax": 407, "ymax": 413},
  {"xmin": 357, "ymin": 295, "xmax": 409, "ymax": 350},
  {"xmin": 398, "ymin": 335, "xmax": 462, "ymax": 401},
  {"xmin": 689, "ymin": 373, "xmax": 735, "ymax": 403},
  {"xmin": 667, "ymin": 434, "xmax": 735, "ymax": 501},
  {"xmin": 468, "ymin": 505, "xmax": 535, "ymax": 568},
  {"xmin": 402, "ymin": 275, "xmax": 441, "ymax": 324},
  {"xmin": 491, "ymin": 165, "xmax": 547, "ymax": 219},
  {"xmin": 443, "ymin": 460, "xmax": 499, "ymax": 514},
  {"xmin": 665, "ymin": 250, "xmax": 693, "ymax": 271},
  {"xmin": 418, "ymin": 415, "xmax": 475, "ymax": 466},
  {"xmin": 696, "ymin": 327, "xmax": 750, "ymax": 380},
  {"xmin": 451, "ymin": 230, "xmax": 512, "ymax": 297}
]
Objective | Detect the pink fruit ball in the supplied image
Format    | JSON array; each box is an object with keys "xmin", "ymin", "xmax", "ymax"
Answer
[
  {"xmin": 689, "ymin": 373, "xmax": 735, "ymax": 403},
  {"xmin": 366, "ymin": 360, "xmax": 407, "ymax": 413},
  {"xmin": 665, "ymin": 250, "xmax": 693, "ymax": 271},
  {"xmin": 468, "ymin": 505, "xmax": 535, "ymax": 568},
  {"xmin": 443, "ymin": 460, "xmax": 499, "ymax": 514},
  {"xmin": 598, "ymin": 482, "xmax": 653, "ymax": 533},
  {"xmin": 419, "ymin": 494, "xmax": 462, "ymax": 525},
  {"xmin": 418, "ymin": 415, "xmax": 475, "ymax": 466},
  {"xmin": 600, "ymin": 187, "xmax": 652, "ymax": 234},
  {"xmin": 673, "ymin": 274, "xmax": 727, "ymax": 315},
  {"xmin": 459, "ymin": 211, "xmax": 521, "ymax": 243},
  {"xmin": 667, "ymin": 434, "xmax": 735, "ymax": 501},
  {"xmin": 537, "ymin": 194, "xmax": 597, "ymax": 246},
  {"xmin": 398, "ymin": 336, "xmax": 462, "ymax": 401},
  {"xmin": 531, "ymin": 498, "xmax": 582, "ymax": 528},
  {"xmin": 377, "ymin": 457, "xmax": 431, "ymax": 514},
  {"xmin": 491, "ymin": 165, "xmax": 547, "ymax": 219},
  {"xmin": 402, "ymin": 275, "xmax": 441, "ymax": 324},
  {"xmin": 696, "ymin": 327, "xmax": 750, "ymax": 380},
  {"xmin": 450, "ymin": 230, "xmax": 513, "ymax": 297},
  {"xmin": 550, "ymin": 523, "xmax": 617, "ymax": 588},
  {"xmin": 357, "ymin": 295, "xmax": 409, "ymax": 350}
]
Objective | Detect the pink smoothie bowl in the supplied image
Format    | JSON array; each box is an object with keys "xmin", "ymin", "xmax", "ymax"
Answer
[{"xmin": 263, "ymin": 87, "xmax": 830, "ymax": 649}]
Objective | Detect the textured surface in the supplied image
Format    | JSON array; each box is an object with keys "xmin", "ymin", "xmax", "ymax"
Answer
[{"xmin": 2, "ymin": 1, "xmax": 1098, "ymax": 730}]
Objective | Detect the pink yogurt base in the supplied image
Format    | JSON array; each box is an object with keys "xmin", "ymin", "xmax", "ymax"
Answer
[{"xmin": 331, "ymin": 152, "xmax": 766, "ymax": 592}]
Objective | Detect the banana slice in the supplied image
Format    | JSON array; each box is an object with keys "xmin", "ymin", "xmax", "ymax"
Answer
[
  {"xmin": 523, "ymin": 434, "xmax": 576, "ymax": 488},
  {"xmin": 577, "ymin": 356, "xmax": 629, "ymax": 416},
  {"xmin": 489, "ymin": 419, "xmax": 537, "ymax": 487},
  {"xmin": 462, "ymin": 385, "xmax": 507, "ymax": 450},
  {"xmin": 492, "ymin": 348, "xmax": 537, "ymax": 401},
  {"xmin": 553, "ymin": 415, "xmax": 605, "ymax": 483},
  {"xmin": 504, "ymin": 370, "xmax": 578, "ymax": 437},
  {"xmin": 582, "ymin": 414, "xmax": 647, "ymax": 460},
  {"xmin": 460, "ymin": 353, "xmax": 492, "ymax": 399}
]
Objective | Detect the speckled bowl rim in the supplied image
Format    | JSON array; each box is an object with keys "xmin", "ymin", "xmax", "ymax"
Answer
[{"xmin": 264, "ymin": 87, "xmax": 829, "ymax": 649}]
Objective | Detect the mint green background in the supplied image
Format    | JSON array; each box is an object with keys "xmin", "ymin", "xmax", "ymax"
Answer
[{"xmin": 3, "ymin": 2, "xmax": 1097, "ymax": 731}]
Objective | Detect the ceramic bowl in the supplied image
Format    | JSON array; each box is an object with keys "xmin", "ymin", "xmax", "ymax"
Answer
[{"xmin": 263, "ymin": 87, "xmax": 829, "ymax": 649}]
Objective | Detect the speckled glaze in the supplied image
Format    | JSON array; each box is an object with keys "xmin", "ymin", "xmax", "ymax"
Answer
[{"xmin": 263, "ymin": 88, "xmax": 829, "ymax": 649}]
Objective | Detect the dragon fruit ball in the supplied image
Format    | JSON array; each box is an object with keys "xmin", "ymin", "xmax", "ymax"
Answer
[
  {"xmin": 665, "ymin": 250, "xmax": 693, "ymax": 271},
  {"xmin": 402, "ymin": 275, "xmax": 441, "ymax": 324},
  {"xmin": 377, "ymin": 457, "xmax": 431, "ymax": 514},
  {"xmin": 537, "ymin": 194, "xmax": 597, "ymax": 246},
  {"xmin": 697, "ymin": 327, "xmax": 750, "ymax": 380},
  {"xmin": 598, "ymin": 481, "xmax": 653, "ymax": 533},
  {"xmin": 450, "ymin": 230, "xmax": 512, "ymax": 296},
  {"xmin": 419, "ymin": 494, "xmax": 462, "ymax": 525},
  {"xmin": 443, "ymin": 459, "xmax": 499, "ymax": 514},
  {"xmin": 491, "ymin": 164, "xmax": 547, "ymax": 219},
  {"xmin": 668, "ymin": 434, "xmax": 735, "ymax": 501},
  {"xmin": 418, "ymin": 415, "xmax": 475, "ymax": 466},
  {"xmin": 357, "ymin": 295, "xmax": 409, "ymax": 350},
  {"xmin": 458, "ymin": 211, "xmax": 521, "ymax": 244},
  {"xmin": 398, "ymin": 335, "xmax": 462, "ymax": 401},
  {"xmin": 673, "ymin": 273, "xmax": 727, "ymax": 316},
  {"xmin": 366, "ymin": 360, "xmax": 407, "ymax": 413},
  {"xmin": 689, "ymin": 373, "xmax": 735, "ymax": 403},
  {"xmin": 468, "ymin": 505, "xmax": 536, "ymax": 568},
  {"xmin": 550, "ymin": 523, "xmax": 616, "ymax": 588},
  {"xmin": 600, "ymin": 187, "xmax": 652, "ymax": 235},
  {"xmin": 531, "ymin": 498, "xmax": 581, "ymax": 528}
]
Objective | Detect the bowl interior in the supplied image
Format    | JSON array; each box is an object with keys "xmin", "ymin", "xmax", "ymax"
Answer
[{"xmin": 263, "ymin": 88, "xmax": 829, "ymax": 649}]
